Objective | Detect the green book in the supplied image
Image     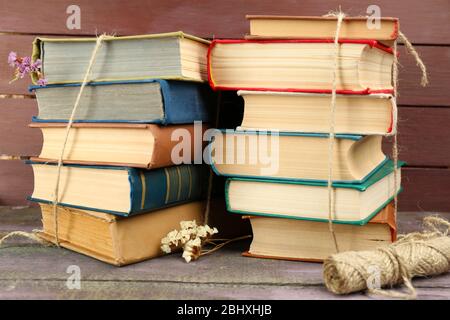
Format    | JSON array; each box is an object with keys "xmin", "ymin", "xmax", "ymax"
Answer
[
  {"xmin": 27, "ymin": 161, "xmax": 206, "ymax": 216},
  {"xmin": 225, "ymin": 159, "xmax": 404, "ymax": 225},
  {"xmin": 210, "ymin": 130, "xmax": 388, "ymax": 183}
]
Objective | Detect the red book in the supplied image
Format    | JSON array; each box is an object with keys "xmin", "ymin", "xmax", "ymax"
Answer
[{"xmin": 208, "ymin": 39, "xmax": 395, "ymax": 94}]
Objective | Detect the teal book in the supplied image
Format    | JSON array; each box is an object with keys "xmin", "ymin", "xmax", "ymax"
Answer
[
  {"xmin": 27, "ymin": 161, "xmax": 206, "ymax": 216},
  {"xmin": 210, "ymin": 130, "xmax": 387, "ymax": 184},
  {"xmin": 225, "ymin": 159, "xmax": 404, "ymax": 225}
]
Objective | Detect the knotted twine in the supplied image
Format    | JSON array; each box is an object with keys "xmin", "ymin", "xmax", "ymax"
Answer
[
  {"xmin": 324, "ymin": 216, "xmax": 450, "ymax": 299},
  {"xmin": 322, "ymin": 11, "xmax": 432, "ymax": 299},
  {"xmin": 323, "ymin": 10, "xmax": 428, "ymax": 254},
  {"xmin": 50, "ymin": 34, "xmax": 114, "ymax": 246},
  {"xmin": 0, "ymin": 34, "xmax": 114, "ymax": 248}
]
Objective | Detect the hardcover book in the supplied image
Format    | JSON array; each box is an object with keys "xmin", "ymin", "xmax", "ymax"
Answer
[
  {"xmin": 32, "ymin": 32, "xmax": 210, "ymax": 84},
  {"xmin": 225, "ymin": 159, "xmax": 404, "ymax": 225},
  {"xmin": 30, "ymin": 123, "xmax": 206, "ymax": 168},
  {"xmin": 246, "ymin": 15, "xmax": 399, "ymax": 44},
  {"xmin": 28, "ymin": 162, "xmax": 206, "ymax": 216},
  {"xmin": 244, "ymin": 202, "xmax": 396, "ymax": 262},
  {"xmin": 210, "ymin": 131, "xmax": 386, "ymax": 182},
  {"xmin": 208, "ymin": 39, "xmax": 394, "ymax": 93},
  {"xmin": 30, "ymin": 80, "xmax": 214, "ymax": 123},
  {"xmin": 237, "ymin": 91, "xmax": 395, "ymax": 134},
  {"xmin": 38, "ymin": 202, "xmax": 205, "ymax": 266}
]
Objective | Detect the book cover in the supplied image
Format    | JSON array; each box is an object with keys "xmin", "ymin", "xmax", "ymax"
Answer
[
  {"xmin": 28, "ymin": 162, "xmax": 207, "ymax": 216},
  {"xmin": 236, "ymin": 91, "xmax": 395, "ymax": 135},
  {"xmin": 32, "ymin": 31, "xmax": 210, "ymax": 84},
  {"xmin": 225, "ymin": 159, "xmax": 405, "ymax": 225},
  {"xmin": 210, "ymin": 130, "xmax": 388, "ymax": 183},
  {"xmin": 30, "ymin": 122, "xmax": 207, "ymax": 169},
  {"xmin": 37, "ymin": 201, "xmax": 205, "ymax": 266},
  {"xmin": 207, "ymin": 39, "xmax": 395, "ymax": 94},
  {"xmin": 242, "ymin": 202, "xmax": 397, "ymax": 263},
  {"xmin": 245, "ymin": 15, "xmax": 399, "ymax": 42},
  {"xmin": 29, "ymin": 79, "xmax": 214, "ymax": 124}
]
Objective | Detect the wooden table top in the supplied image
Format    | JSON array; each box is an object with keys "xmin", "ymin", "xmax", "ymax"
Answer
[{"xmin": 0, "ymin": 207, "xmax": 449, "ymax": 300}]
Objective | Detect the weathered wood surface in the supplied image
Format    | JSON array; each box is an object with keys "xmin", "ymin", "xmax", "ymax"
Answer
[
  {"xmin": 0, "ymin": 161, "xmax": 34, "ymax": 206},
  {"xmin": 1, "ymin": 0, "xmax": 449, "ymax": 45},
  {"xmin": 400, "ymin": 167, "xmax": 450, "ymax": 212},
  {"xmin": 0, "ymin": 98, "xmax": 40, "ymax": 156},
  {"xmin": 382, "ymin": 106, "xmax": 450, "ymax": 167},
  {"xmin": 0, "ymin": 207, "xmax": 449, "ymax": 300},
  {"xmin": 0, "ymin": 34, "xmax": 36, "ymax": 95}
]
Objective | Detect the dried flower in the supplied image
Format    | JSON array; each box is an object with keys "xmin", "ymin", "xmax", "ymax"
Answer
[
  {"xmin": 37, "ymin": 77, "xmax": 48, "ymax": 86},
  {"xmin": 8, "ymin": 51, "xmax": 17, "ymax": 67},
  {"xmin": 7, "ymin": 52, "xmax": 47, "ymax": 86},
  {"xmin": 196, "ymin": 225, "xmax": 218, "ymax": 238},
  {"xmin": 182, "ymin": 237, "xmax": 202, "ymax": 263},
  {"xmin": 180, "ymin": 220, "xmax": 198, "ymax": 230},
  {"xmin": 160, "ymin": 220, "xmax": 219, "ymax": 263}
]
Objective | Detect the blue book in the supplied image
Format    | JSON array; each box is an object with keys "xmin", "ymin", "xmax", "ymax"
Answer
[
  {"xmin": 27, "ymin": 161, "xmax": 207, "ymax": 216},
  {"xmin": 29, "ymin": 79, "xmax": 214, "ymax": 124}
]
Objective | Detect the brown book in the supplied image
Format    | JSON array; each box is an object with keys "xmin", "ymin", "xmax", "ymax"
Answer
[
  {"xmin": 243, "ymin": 202, "xmax": 396, "ymax": 263},
  {"xmin": 37, "ymin": 201, "xmax": 205, "ymax": 266},
  {"xmin": 246, "ymin": 15, "xmax": 398, "ymax": 45},
  {"xmin": 30, "ymin": 122, "xmax": 206, "ymax": 168}
]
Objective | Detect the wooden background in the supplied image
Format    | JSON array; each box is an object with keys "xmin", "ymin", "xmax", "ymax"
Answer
[{"xmin": 0, "ymin": 0, "xmax": 449, "ymax": 211}]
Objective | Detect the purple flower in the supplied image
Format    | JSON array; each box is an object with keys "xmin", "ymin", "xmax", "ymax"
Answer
[
  {"xmin": 8, "ymin": 51, "xmax": 17, "ymax": 66},
  {"xmin": 7, "ymin": 52, "xmax": 44, "ymax": 84},
  {"xmin": 37, "ymin": 78, "xmax": 48, "ymax": 86},
  {"xmin": 31, "ymin": 59, "xmax": 42, "ymax": 71},
  {"xmin": 16, "ymin": 57, "xmax": 34, "ymax": 78}
]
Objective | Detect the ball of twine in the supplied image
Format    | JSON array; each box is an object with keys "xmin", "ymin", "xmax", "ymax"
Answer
[{"xmin": 323, "ymin": 216, "xmax": 450, "ymax": 299}]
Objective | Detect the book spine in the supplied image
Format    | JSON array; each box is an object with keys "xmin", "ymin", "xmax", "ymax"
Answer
[
  {"xmin": 160, "ymin": 80, "xmax": 213, "ymax": 124},
  {"xmin": 129, "ymin": 165, "xmax": 206, "ymax": 214}
]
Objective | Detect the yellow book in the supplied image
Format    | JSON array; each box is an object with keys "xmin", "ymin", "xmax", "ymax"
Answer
[
  {"xmin": 246, "ymin": 15, "xmax": 398, "ymax": 45},
  {"xmin": 38, "ymin": 202, "xmax": 205, "ymax": 266},
  {"xmin": 244, "ymin": 202, "xmax": 396, "ymax": 262},
  {"xmin": 237, "ymin": 91, "xmax": 395, "ymax": 135}
]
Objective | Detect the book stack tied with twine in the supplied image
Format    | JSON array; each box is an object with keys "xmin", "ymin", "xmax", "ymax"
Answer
[
  {"xmin": 208, "ymin": 15, "xmax": 403, "ymax": 261},
  {"xmin": 27, "ymin": 32, "xmax": 216, "ymax": 266}
]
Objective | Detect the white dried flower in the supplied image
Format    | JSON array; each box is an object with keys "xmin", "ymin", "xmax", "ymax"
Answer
[
  {"xmin": 161, "ymin": 220, "xmax": 220, "ymax": 262},
  {"xmin": 180, "ymin": 220, "xmax": 197, "ymax": 230},
  {"xmin": 182, "ymin": 237, "xmax": 202, "ymax": 263},
  {"xmin": 196, "ymin": 225, "xmax": 218, "ymax": 238},
  {"xmin": 161, "ymin": 244, "xmax": 172, "ymax": 254}
]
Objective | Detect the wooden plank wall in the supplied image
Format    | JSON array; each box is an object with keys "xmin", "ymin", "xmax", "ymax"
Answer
[{"xmin": 0, "ymin": 0, "xmax": 449, "ymax": 211}]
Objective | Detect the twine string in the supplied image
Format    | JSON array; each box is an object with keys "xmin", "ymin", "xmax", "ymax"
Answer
[
  {"xmin": 321, "ymin": 11, "xmax": 431, "ymax": 299},
  {"xmin": 326, "ymin": 10, "xmax": 346, "ymax": 254},
  {"xmin": 0, "ymin": 230, "xmax": 51, "ymax": 247},
  {"xmin": 51, "ymin": 34, "xmax": 112, "ymax": 246},
  {"xmin": 322, "ymin": 11, "xmax": 429, "ymax": 255},
  {"xmin": 398, "ymin": 31, "xmax": 429, "ymax": 87},
  {"xmin": 324, "ymin": 216, "xmax": 450, "ymax": 299}
]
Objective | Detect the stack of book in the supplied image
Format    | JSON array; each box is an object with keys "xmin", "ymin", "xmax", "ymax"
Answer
[
  {"xmin": 27, "ymin": 32, "xmax": 215, "ymax": 266},
  {"xmin": 208, "ymin": 16, "xmax": 402, "ymax": 261}
]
